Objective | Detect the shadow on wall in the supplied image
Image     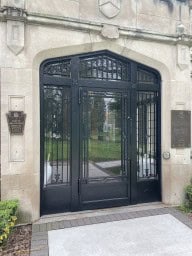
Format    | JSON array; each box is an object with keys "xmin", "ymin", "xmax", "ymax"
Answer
[
  {"xmin": 17, "ymin": 209, "xmax": 32, "ymax": 224},
  {"xmin": 154, "ymin": 0, "xmax": 187, "ymax": 12}
]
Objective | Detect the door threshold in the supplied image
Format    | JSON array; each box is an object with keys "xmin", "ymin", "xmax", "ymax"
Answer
[{"xmin": 36, "ymin": 202, "xmax": 167, "ymax": 224}]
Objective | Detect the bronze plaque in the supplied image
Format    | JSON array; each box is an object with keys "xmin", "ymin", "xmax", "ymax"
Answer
[
  {"xmin": 6, "ymin": 111, "xmax": 26, "ymax": 135},
  {"xmin": 171, "ymin": 110, "xmax": 191, "ymax": 148}
]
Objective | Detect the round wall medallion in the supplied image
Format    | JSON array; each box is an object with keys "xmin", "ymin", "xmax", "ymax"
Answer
[{"xmin": 163, "ymin": 152, "xmax": 171, "ymax": 160}]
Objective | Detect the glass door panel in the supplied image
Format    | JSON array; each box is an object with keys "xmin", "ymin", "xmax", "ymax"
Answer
[
  {"xmin": 82, "ymin": 90, "xmax": 128, "ymax": 182},
  {"xmin": 80, "ymin": 89, "xmax": 130, "ymax": 209},
  {"xmin": 43, "ymin": 86, "xmax": 71, "ymax": 186},
  {"xmin": 41, "ymin": 86, "xmax": 71, "ymax": 214}
]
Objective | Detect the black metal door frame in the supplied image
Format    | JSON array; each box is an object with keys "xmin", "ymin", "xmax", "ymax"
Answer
[
  {"xmin": 78, "ymin": 86, "xmax": 132, "ymax": 210},
  {"xmin": 40, "ymin": 50, "xmax": 161, "ymax": 215}
]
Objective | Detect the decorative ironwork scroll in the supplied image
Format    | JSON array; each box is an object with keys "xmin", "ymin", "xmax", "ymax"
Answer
[{"xmin": 43, "ymin": 60, "xmax": 71, "ymax": 77}]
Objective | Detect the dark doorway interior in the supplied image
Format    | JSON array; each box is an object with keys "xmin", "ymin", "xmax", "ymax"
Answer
[{"xmin": 40, "ymin": 51, "xmax": 161, "ymax": 215}]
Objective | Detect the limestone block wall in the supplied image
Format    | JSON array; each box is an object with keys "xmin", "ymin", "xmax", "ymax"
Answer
[
  {"xmin": 24, "ymin": 0, "xmax": 190, "ymax": 34},
  {"xmin": 0, "ymin": 0, "xmax": 191, "ymax": 222}
]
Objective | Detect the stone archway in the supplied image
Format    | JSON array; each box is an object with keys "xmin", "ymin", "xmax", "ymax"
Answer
[{"xmin": 39, "ymin": 50, "xmax": 161, "ymax": 215}]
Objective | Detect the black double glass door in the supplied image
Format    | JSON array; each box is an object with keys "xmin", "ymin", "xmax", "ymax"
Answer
[{"xmin": 40, "ymin": 51, "xmax": 161, "ymax": 215}]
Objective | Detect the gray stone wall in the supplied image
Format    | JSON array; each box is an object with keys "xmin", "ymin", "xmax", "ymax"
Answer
[{"xmin": 24, "ymin": 0, "xmax": 190, "ymax": 35}]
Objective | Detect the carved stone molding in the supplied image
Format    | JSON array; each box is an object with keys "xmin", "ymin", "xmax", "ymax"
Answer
[
  {"xmin": 0, "ymin": 3, "xmax": 191, "ymax": 51},
  {"xmin": 98, "ymin": 0, "xmax": 121, "ymax": 19},
  {"xmin": 101, "ymin": 24, "xmax": 119, "ymax": 39},
  {"xmin": 176, "ymin": 23, "xmax": 186, "ymax": 35},
  {"xmin": 2, "ymin": 6, "xmax": 27, "ymax": 21},
  {"xmin": 7, "ymin": 20, "xmax": 25, "ymax": 55},
  {"xmin": 1, "ymin": 4, "xmax": 26, "ymax": 55},
  {"xmin": 177, "ymin": 44, "xmax": 190, "ymax": 70}
]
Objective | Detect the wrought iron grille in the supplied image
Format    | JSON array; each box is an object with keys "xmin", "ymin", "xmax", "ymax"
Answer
[
  {"xmin": 136, "ymin": 91, "xmax": 158, "ymax": 180},
  {"xmin": 79, "ymin": 55, "xmax": 129, "ymax": 81},
  {"xmin": 43, "ymin": 60, "xmax": 71, "ymax": 77},
  {"xmin": 43, "ymin": 86, "xmax": 71, "ymax": 186}
]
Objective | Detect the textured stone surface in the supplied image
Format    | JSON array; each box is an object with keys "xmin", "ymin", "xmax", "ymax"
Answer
[
  {"xmin": 101, "ymin": 24, "xmax": 119, "ymax": 39},
  {"xmin": 2, "ymin": 0, "xmax": 25, "ymax": 8},
  {"xmin": 26, "ymin": 0, "xmax": 80, "ymax": 19}
]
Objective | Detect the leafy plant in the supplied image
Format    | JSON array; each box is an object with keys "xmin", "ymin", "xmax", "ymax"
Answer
[
  {"xmin": 0, "ymin": 200, "xmax": 19, "ymax": 246},
  {"xmin": 184, "ymin": 178, "xmax": 192, "ymax": 211}
]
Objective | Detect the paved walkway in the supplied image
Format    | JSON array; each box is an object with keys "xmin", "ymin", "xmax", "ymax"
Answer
[
  {"xmin": 30, "ymin": 204, "xmax": 192, "ymax": 256},
  {"xmin": 44, "ymin": 157, "xmax": 155, "ymax": 185}
]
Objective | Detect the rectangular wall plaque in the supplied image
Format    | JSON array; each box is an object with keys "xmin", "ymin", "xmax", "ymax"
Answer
[{"xmin": 171, "ymin": 110, "xmax": 191, "ymax": 148}]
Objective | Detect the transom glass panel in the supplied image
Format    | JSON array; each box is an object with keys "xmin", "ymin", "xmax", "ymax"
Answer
[{"xmin": 79, "ymin": 55, "xmax": 129, "ymax": 81}]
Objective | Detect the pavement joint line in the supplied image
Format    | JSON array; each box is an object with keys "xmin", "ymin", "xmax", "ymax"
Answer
[
  {"xmin": 30, "ymin": 207, "xmax": 192, "ymax": 256},
  {"xmin": 30, "ymin": 245, "xmax": 48, "ymax": 251}
]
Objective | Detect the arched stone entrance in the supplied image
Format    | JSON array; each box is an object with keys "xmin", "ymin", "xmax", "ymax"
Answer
[{"xmin": 40, "ymin": 50, "xmax": 161, "ymax": 215}]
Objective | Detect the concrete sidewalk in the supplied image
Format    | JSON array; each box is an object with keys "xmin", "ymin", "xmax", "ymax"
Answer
[{"xmin": 30, "ymin": 204, "xmax": 192, "ymax": 256}]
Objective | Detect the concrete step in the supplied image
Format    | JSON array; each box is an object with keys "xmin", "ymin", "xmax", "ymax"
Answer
[{"xmin": 32, "ymin": 202, "xmax": 170, "ymax": 233}]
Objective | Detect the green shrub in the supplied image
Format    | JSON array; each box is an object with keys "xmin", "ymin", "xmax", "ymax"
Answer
[
  {"xmin": 0, "ymin": 200, "xmax": 19, "ymax": 245},
  {"xmin": 185, "ymin": 180, "xmax": 192, "ymax": 210},
  {"xmin": 0, "ymin": 200, "xmax": 18, "ymax": 213}
]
